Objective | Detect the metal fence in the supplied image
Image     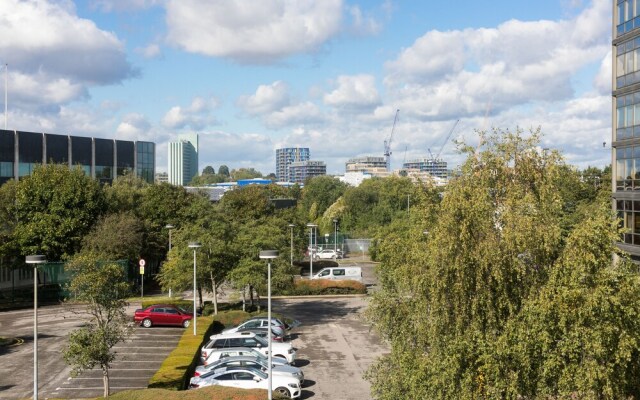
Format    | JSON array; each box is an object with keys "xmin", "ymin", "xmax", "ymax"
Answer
[{"xmin": 0, "ymin": 259, "xmax": 130, "ymax": 305}]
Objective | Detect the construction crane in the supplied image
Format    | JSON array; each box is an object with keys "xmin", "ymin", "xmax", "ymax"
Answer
[
  {"xmin": 383, "ymin": 109, "xmax": 400, "ymax": 171},
  {"xmin": 433, "ymin": 119, "xmax": 460, "ymax": 160}
]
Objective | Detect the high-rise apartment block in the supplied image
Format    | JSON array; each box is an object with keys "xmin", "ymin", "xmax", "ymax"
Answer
[
  {"xmin": 289, "ymin": 160, "xmax": 326, "ymax": 184},
  {"xmin": 345, "ymin": 156, "xmax": 387, "ymax": 174},
  {"xmin": 614, "ymin": 0, "xmax": 640, "ymax": 258},
  {"xmin": 276, "ymin": 147, "xmax": 309, "ymax": 182},
  {"xmin": 0, "ymin": 129, "xmax": 155, "ymax": 186},
  {"xmin": 402, "ymin": 158, "xmax": 448, "ymax": 179},
  {"xmin": 168, "ymin": 133, "xmax": 198, "ymax": 186}
]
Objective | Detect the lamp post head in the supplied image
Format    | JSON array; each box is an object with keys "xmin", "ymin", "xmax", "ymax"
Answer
[
  {"xmin": 259, "ymin": 250, "xmax": 279, "ymax": 259},
  {"xmin": 26, "ymin": 255, "xmax": 47, "ymax": 264},
  {"xmin": 306, "ymin": 223, "xmax": 317, "ymax": 228},
  {"xmin": 165, "ymin": 224, "xmax": 174, "ymax": 230},
  {"xmin": 288, "ymin": 224, "xmax": 295, "ymax": 228},
  {"xmin": 188, "ymin": 242, "xmax": 201, "ymax": 249},
  {"xmin": 333, "ymin": 219, "xmax": 337, "ymax": 223}
]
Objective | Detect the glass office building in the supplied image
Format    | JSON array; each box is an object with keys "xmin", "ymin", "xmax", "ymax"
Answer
[
  {"xmin": 276, "ymin": 147, "xmax": 310, "ymax": 182},
  {"xmin": 614, "ymin": 0, "xmax": 640, "ymax": 257},
  {"xmin": 0, "ymin": 129, "xmax": 155, "ymax": 186}
]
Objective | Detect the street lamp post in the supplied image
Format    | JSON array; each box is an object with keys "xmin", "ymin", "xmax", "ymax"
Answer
[
  {"xmin": 259, "ymin": 250, "xmax": 279, "ymax": 400},
  {"xmin": 288, "ymin": 224, "xmax": 295, "ymax": 268},
  {"xmin": 306, "ymin": 223, "xmax": 317, "ymax": 278},
  {"xmin": 165, "ymin": 224, "xmax": 174, "ymax": 297},
  {"xmin": 333, "ymin": 219, "xmax": 338, "ymax": 252},
  {"xmin": 188, "ymin": 242, "xmax": 201, "ymax": 335},
  {"xmin": 26, "ymin": 254, "xmax": 47, "ymax": 400}
]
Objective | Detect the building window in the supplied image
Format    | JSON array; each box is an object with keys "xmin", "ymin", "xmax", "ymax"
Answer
[
  {"xmin": 617, "ymin": 0, "xmax": 640, "ymax": 36},
  {"xmin": 616, "ymin": 146, "xmax": 640, "ymax": 191},
  {"xmin": 618, "ymin": 200, "xmax": 640, "ymax": 245},
  {"xmin": 615, "ymin": 92, "xmax": 640, "ymax": 140}
]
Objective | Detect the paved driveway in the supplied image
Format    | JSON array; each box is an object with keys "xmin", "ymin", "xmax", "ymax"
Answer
[{"xmin": 273, "ymin": 296, "xmax": 388, "ymax": 400}]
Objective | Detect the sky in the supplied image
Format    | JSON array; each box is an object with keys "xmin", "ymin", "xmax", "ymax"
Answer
[{"xmin": 0, "ymin": 0, "xmax": 612, "ymax": 175}]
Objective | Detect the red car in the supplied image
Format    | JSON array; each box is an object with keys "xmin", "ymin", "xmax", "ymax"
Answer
[{"xmin": 134, "ymin": 304, "xmax": 192, "ymax": 328}]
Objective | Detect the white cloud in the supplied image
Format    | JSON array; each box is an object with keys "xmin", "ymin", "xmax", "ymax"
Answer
[
  {"xmin": 348, "ymin": 5, "xmax": 382, "ymax": 36},
  {"xmin": 237, "ymin": 81, "xmax": 291, "ymax": 115},
  {"xmin": 165, "ymin": 0, "xmax": 343, "ymax": 63},
  {"xmin": 384, "ymin": 0, "xmax": 610, "ymax": 121},
  {"xmin": 90, "ymin": 0, "xmax": 164, "ymax": 12},
  {"xmin": 323, "ymin": 74, "xmax": 380, "ymax": 109},
  {"xmin": 161, "ymin": 96, "xmax": 219, "ymax": 130},
  {"xmin": 0, "ymin": 0, "xmax": 135, "ymax": 86},
  {"xmin": 135, "ymin": 44, "xmax": 163, "ymax": 59},
  {"xmin": 115, "ymin": 113, "xmax": 152, "ymax": 141},
  {"xmin": 265, "ymin": 102, "xmax": 324, "ymax": 129},
  {"xmin": 594, "ymin": 51, "xmax": 612, "ymax": 95},
  {"xmin": 198, "ymin": 131, "xmax": 275, "ymax": 173}
]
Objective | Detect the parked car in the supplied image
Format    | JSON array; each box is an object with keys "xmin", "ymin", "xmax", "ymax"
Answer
[
  {"xmin": 133, "ymin": 304, "xmax": 192, "ymax": 328},
  {"xmin": 202, "ymin": 347, "xmax": 291, "ymax": 367},
  {"xmin": 193, "ymin": 355, "xmax": 304, "ymax": 384},
  {"xmin": 315, "ymin": 249, "xmax": 340, "ymax": 260},
  {"xmin": 311, "ymin": 266, "xmax": 363, "ymax": 282},
  {"xmin": 189, "ymin": 366, "xmax": 301, "ymax": 398},
  {"xmin": 201, "ymin": 331, "xmax": 297, "ymax": 364},
  {"xmin": 236, "ymin": 327, "xmax": 285, "ymax": 342},
  {"xmin": 223, "ymin": 316, "xmax": 286, "ymax": 337}
]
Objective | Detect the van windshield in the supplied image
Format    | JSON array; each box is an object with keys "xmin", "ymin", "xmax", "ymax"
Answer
[{"xmin": 319, "ymin": 270, "xmax": 330, "ymax": 276}]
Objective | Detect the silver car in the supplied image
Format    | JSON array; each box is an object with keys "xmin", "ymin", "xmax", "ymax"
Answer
[{"xmin": 194, "ymin": 355, "xmax": 304, "ymax": 384}]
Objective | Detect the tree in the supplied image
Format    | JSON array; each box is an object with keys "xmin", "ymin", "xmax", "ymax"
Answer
[
  {"xmin": 218, "ymin": 165, "xmax": 230, "ymax": 177},
  {"xmin": 12, "ymin": 164, "xmax": 106, "ymax": 261},
  {"xmin": 80, "ymin": 211, "xmax": 144, "ymax": 261},
  {"xmin": 230, "ymin": 167, "xmax": 262, "ymax": 181},
  {"xmin": 365, "ymin": 128, "xmax": 626, "ymax": 399},
  {"xmin": 299, "ymin": 176, "xmax": 347, "ymax": 220},
  {"xmin": 202, "ymin": 165, "xmax": 215, "ymax": 175},
  {"xmin": 63, "ymin": 254, "xmax": 131, "ymax": 398}
]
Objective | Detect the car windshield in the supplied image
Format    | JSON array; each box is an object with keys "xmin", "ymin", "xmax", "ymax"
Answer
[{"xmin": 254, "ymin": 335, "xmax": 268, "ymax": 347}]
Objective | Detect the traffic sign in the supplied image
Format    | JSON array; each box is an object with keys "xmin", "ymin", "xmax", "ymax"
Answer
[
  {"xmin": 139, "ymin": 259, "xmax": 146, "ymax": 266},
  {"xmin": 140, "ymin": 266, "xmax": 145, "ymax": 275}
]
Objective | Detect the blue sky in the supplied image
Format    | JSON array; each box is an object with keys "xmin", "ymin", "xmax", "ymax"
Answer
[{"xmin": 0, "ymin": 0, "xmax": 611, "ymax": 175}]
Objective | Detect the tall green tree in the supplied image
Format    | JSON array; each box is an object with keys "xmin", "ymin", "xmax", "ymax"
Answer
[
  {"xmin": 218, "ymin": 165, "xmax": 230, "ymax": 177},
  {"xmin": 80, "ymin": 211, "xmax": 144, "ymax": 261},
  {"xmin": 230, "ymin": 167, "xmax": 262, "ymax": 181},
  {"xmin": 63, "ymin": 254, "xmax": 131, "ymax": 398},
  {"xmin": 366, "ymin": 128, "xmax": 619, "ymax": 399},
  {"xmin": 12, "ymin": 164, "xmax": 106, "ymax": 260}
]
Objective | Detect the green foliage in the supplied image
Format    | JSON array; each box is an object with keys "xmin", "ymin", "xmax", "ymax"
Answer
[
  {"xmin": 299, "ymin": 176, "xmax": 347, "ymax": 221},
  {"xmin": 230, "ymin": 167, "xmax": 263, "ymax": 181},
  {"xmin": 80, "ymin": 211, "xmax": 144, "ymax": 261},
  {"xmin": 366, "ymin": 128, "xmax": 635, "ymax": 399},
  {"xmin": 148, "ymin": 316, "xmax": 220, "ymax": 390},
  {"xmin": 218, "ymin": 164, "xmax": 230, "ymax": 177},
  {"xmin": 63, "ymin": 254, "xmax": 132, "ymax": 397},
  {"xmin": 276, "ymin": 278, "xmax": 366, "ymax": 295},
  {"xmin": 189, "ymin": 173, "xmax": 226, "ymax": 186},
  {"xmin": 202, "ymin": 165, "xmax": 215, "ymax": 175},
  {"xmin": 12, "ymin": 164, "xmax": 106, "ymax": 260}
]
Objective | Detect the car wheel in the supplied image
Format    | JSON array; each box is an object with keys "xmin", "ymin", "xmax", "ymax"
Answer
[
  {"xmin": 182, "ymin": 319, "xmax": 190, "ymax": 328},
  {"xmin": 142, "ymin": 318, "xmax": 152, "ymax": 328},
  {"xmin": 274, "ymin": 386, "xmax": 292, "ymax": 398}
]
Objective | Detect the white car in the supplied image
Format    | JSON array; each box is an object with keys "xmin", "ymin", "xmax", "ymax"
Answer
[
  {"xmin": 222, "ymin": 317, "xmax": 286, "ymax": 337},
  {"xmin": 194, "ymin": 355, "xmax": 304, "ymax": 384},
  {"xmin": 314, "ymin": 249, "xmax": 339, "ymax": 260},
  {"xmin": 189, "ymin": 366, "xmax": 301, "ymax": 398},
  {"xmin": 201, "ymin": 331, "xmax": 297, "ymax": 364},
  {"xmin": 201, "ymin": 347, "xmax": 291, "ymax": 367}
]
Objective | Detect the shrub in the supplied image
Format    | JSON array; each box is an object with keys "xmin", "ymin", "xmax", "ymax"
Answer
[
  {"xmin": 288, "ymin": 279, "xmax": 366, "ymax": 295},
  {"xmin": 104, "ymin": 386, "xmax": 289, "ymax": 399},
  {"xmin": 141, "ymin": 298, "xmax": 193, "ymax": 310}
]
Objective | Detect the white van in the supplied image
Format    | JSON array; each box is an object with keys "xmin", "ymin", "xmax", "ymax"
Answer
[{"xmin": 312, "ymin": 267, "xmax": 362, "ymax": 282}]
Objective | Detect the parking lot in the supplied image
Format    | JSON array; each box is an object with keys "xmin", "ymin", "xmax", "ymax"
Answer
[
  {"xmin": 0, "ymin": 302, "xmax": 184, "ymax": 399},
  {"xmin": 0, "ymin": 260, "xmax": 387, "ymax": 399}
]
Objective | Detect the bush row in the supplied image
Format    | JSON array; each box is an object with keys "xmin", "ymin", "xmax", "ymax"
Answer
[{"xmin": 276, "ymin": 279, "xmax": 366, "ymax": 296}]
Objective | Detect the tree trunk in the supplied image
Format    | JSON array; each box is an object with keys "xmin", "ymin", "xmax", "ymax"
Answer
[
  {"xmin": 102, "ymin": 366, "xmax": 110, "ymax": 398},
  {"xmin": 209, "ymin": 272, "xmax": 218, "ymax": 315},
  {"xmin": 249, "ymin": 285, "xmax": 254, "ymax": 306},
  {"xmin": 197, "ymin": 286, "xmax": 203, "ymax": 310},
  {"xmin": 242, "ymin": 285, "xmax": 246, "ymax": 312}
]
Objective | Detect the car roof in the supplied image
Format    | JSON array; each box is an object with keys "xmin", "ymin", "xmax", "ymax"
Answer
[
  {"xmin": 146, "ymin": 304, "xmax": 180, "ymax": 308},
  {"xmin": 209, "ymin": 355, "xmax": 263, "ymax": 365},
  {"xmin": 210, "ymin": 331, "xmax": 257, "ymax": 340},
  {"xmin": 204, "ymin": 365, "xmax": 265, "ymax": 378},
  {"xmin": 208, "ymin": 347, "xmax": 260, "ymax": 353}
]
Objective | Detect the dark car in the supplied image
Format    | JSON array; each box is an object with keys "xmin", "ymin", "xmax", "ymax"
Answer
[{"xmin": 134, "ymin": 304, "xmax": 192, "ymax": 328}]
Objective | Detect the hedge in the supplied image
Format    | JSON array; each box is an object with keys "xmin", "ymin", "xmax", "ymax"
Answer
[
  {"xmin": 278, "ymin": 279, "xmax": 366, "ymax": 295},
  {"xmin": 104, "ymin": 386, "xmax": 289, "ymax": 400}
]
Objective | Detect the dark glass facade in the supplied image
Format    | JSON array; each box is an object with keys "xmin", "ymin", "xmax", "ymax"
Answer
[
  {"xmin": 17, "ymin": 131, "xmax": 43, "ymax": 177},
  {"xmin": 0, "ymin": 130, "xmax": 155, "ymax": 185},
  {"xmin": 116, "ymin": 140, "xmax": 134, "ymax": 176},
  {"xmin": 0, "ymin": 129, "xmax": 13, "ymax": 185},
  {"xmin": 137, "ymin": 141, "xmax": 155, "ymax": 183},
  {"xmin": 71, "ymin": 136, "xmax": 92, "ymax": 175},
  {"xmin": 45, "ymin": 133, "xmax": 69, "ymax": 164},
  {"xmin": 94, "ymin": 138, "xmax": 114, "ymax": 182}
]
